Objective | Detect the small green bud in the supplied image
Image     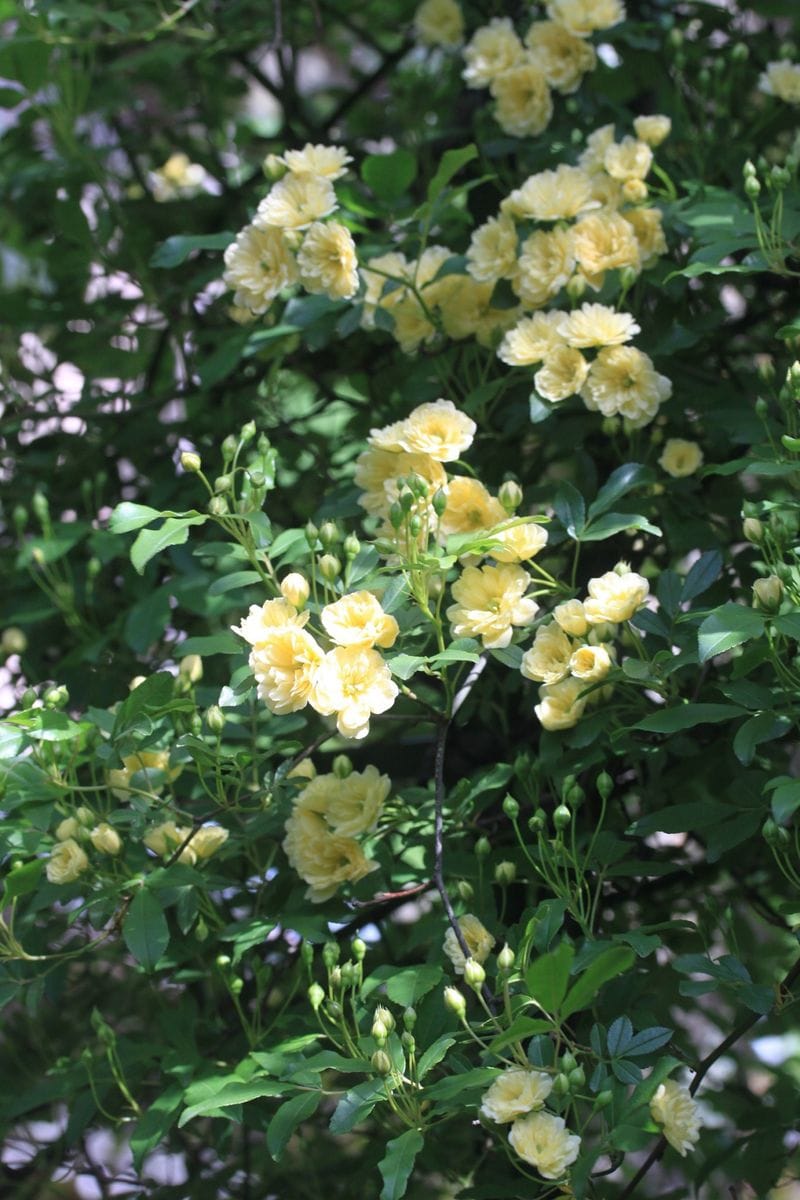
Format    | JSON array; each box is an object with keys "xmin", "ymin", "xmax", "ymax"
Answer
[
  {"xmin": 1, "ymin": 627, "xmax": 27, "ymax": 655},
  {"xmin": 216, "ymin": 954, "xmax": 232, "ymax": 968},
  {"xmin": 399, "ymin": 489, "xmax": 415, "ymax": 514},
  {"xmin": 195, "ymin": 917, "xmax": 209, "ymax": 942},
  {"xmin": 389, "ymin": 502, "xmax": 405, "ymax": 530},
  {"xmin": 301, "ymin": 941, "xmax": 315, "ymax": 968},
  {"xmin": 498, "ymin": 480, "xmax": 523, "ymax": 512},
  {"xmin": 762, "ymin": 818, "xmax": 779, "ymax": 844},
  {"xmin": 308, "ymin": 982, "xmax": 325, "ymax": 1010},
  {"xmin": 257, "ymin": 434, "xmax": 271, "ymax": 454},
  {"xmin": 407, "ymin": 514, "xmax": 422, "ymax": 537},
  {"xmin": 21, "ymin": 688, "xmax": 38, "ymax": 709},
  {"xmin": 351, "ymin": 937, "xmax": 366, "ymax": 962},
  {"xmin": 221, "ymin": 434, "xmax": 237, "ymax": 459},
  {"xmin": 371, "ymin": 1050, "xmax": 392, "ymax": 1075},
  {"xmin": 208, "ymin": 496, "xmax": 229, "ymax": 516},
  {"xmin": 401, "ymin": 1030, "xmax": 415, "ymax": 1053},
  {"xmin": 730, "ymin": 42, "xmax": 748, "ymax": 62},
  {"xmin": 12, "ymin": 505, "xmax": 28, "ymax": 531},
  {"xmin": 343, "ymin": 533, "xmax": 361, "ymax": 559},
  {"xmin": 329, "ymin": 966, "xmax": 342, "ymax": 989},
  {"xmin": 180, "ymin": 451, "xmax": 202, "ymax": 473},
  {"xmin": 444, "ymin": 986, "xmax": 466, "ymax": 1018},
  {"xmin": 463, "ymin": 958, "xmax": 486, "ymax": 989},
  {"xmin": 44, "ymin": 685, "xmax": 68, "ymax": 709},
  {"xmin": 561, "ymin": 1052, "xmax": 577, "ymax": 1073},
  {"xmin": 318, "ymin": 554, "xmax": 341, "ymax": 581},
  {"xmin": 497, "ymin": 944, "xmax": 515, "ymax": 973},
  {"xmin": 502, "ymin": 794, "xmax": 520, "ymax": 821},
  {"xmin": 553, "ymin": 804, "xmax": 572, "ymax": 831},
  {"xmin": 305, "ymin": 520, "xmax": 319, "ymax": 546},
  {"xmin": 529, "ymin": 810, "xmax": 547, "ymax": 833},
  {"xmin": 372, "ymin": 1019, "xmax": 388, "ymax": 1045},
  {"xmin": 553, "ymin": 1072, "xmax": 570, "ymax": 1095},
  {"xmin": 206, "ymin": 705, "xmax": 226, "ymax": 734},
  {"xmin": 240, "ymin": 421, "xmax": 256, "ymax": 443},
  {"xmin": 374, "ymin": 1004, "xmax": 395, "ymax": 1033},
  {"xmin": 318, "ymin": 521, "xmax": 339, "ymax": 548},
  {"xmin": 596, "ymin": 771, "xmax": 613, "ymax": 801},
  {"xmin": 568, "ymin": 1066, "xmax": 586, "ymax": 1088},
  {"xmin": 667, "ymin": 27, "xmax": 682, "ymax": 47},
  {"xmin": 753, "ymin": 575, "xmax": 783, "ymax": 613},
  {"xmin": 230, "ymin": 977, "xmax": 244, "ymax": 995},
  {"xmin": 742, "ymin": 517, "xmax": 763, "ymax": 543},
  {"xmin": 744, "ymin": 175, "xmax": 761, "ymax": 199},
  {"xmin": 87, "ymin": 557, "xmax": 101, "ymax": 579},
  {"xmin": 263, "ymin": 153, "xmax": 287, "ymax": 181},
  {"xmin": 475, "ymin": 836, "xmax": 491, "ymax": 859},
  {"xmin": 566, "ymin": 273, "xmax": 587, "ymax": 303},
  {"xmin": 32, "ymin": 492, "xmax": 50, "ymax": 524},
  {"xmin": 403, "ymin": 1006, "xmax": 417, "ymax": 1031},
  {"xmin": 213, "ymin": 474, "xmax": 232, "ymax": 493},
  {"xmin": 567, "ymin": 784, "xmax": 585, "ymax": 809},
  {"xmin": 595, "ymin": 1089, "xmax": 613, "ymax": 1109},
  {"xmin": 787, "ymin": 361, "xmax": 800, "ymax": 399},
  {"xmin": 494, "ymin": 861, "xmax": 517, "ymax": 886},
  {"xmin": 326, "ymin": 1000, "xmax": 343, "ymax": 1020},
  {"xmin": 332, "ymin": 754, "xmax": 353, "ymax": 779},
  {"xmin": 322, "ymin": 941, "xmax": 340, "ymax": 969},
  {"xmin": 456, "ymin": 880, "xmax": 474, "ymax": 902},
  {"xmin": 432, "ymin": 488, "xmax": 448, "ymax": 518}
]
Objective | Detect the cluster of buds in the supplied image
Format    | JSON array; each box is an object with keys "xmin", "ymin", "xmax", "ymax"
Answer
[{"xmin": 180, "ymin": 423, "xmax": 277, "ymax": 518}]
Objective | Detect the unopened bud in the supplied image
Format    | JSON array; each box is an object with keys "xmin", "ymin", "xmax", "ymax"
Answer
[
  {"xmin": 475, "ymin": 836, "xmax": 490, "ymax": 859},
  {"xmin": 216, "ymin": 954, "xmax": 231, "ymax": 968},
  {"xmin": 32, "ymin": 492, "xmax": 49, "ymax": 523},
  {"xmin": 214, "ymin": 474, "xmax": 231, "ymax": 493},
  {"xmin": 553, "ymin": 804, "xmax": 571, "ymax": 831},
  {"xmin": 730, "ymin": 42, "xmax": 748, "ymax": 62},
  {"xmin": 301, "ymin": 941, "xmax": 315, "ymax": 968},
  {"xmin": 753, "ymin": 575, "xmax": 783, "ymax": 612},
  {"xmin": 568, "ymin": 1066, "xmax": 585, "ymax": 1088},
  {"xmin": 351, "ymin": 937, "xmax": 366, "ymax": 962},
  {"xmin": 180, "ymin": 451, "xmax": 202, "ymax": 473},
  {"xmin": 502, "ymin": 795, "xmax": 519, "ymax": 821},
  {"xmin": 553, "ymin": 1072, "xmax": 570, "ymax": 1095},
  {"xmin": 332, "ymin": 754, "xmax": 353, "ymax": 779},
  {"xmin": 326, "ymin": 1000, "xmax": 343, "ymax": 1019},
  {"xmin": 240, "ymin": 421, "xmax": 256, "ymax": 443},
  {"xmin": 247, "ymin": 470, "xmax": 266, "ymax": 489},
  {"xmin": 432, "ymin": 488, "xmax": 448, "ymax": 518},
  {"xmin": 560, "ymin": 1051, "xmax": 577, "ymax": 1073},
  {"xmin": 444, "ymin": 986, "xmax": 467, "ymax": 1018},
  {"xmin": 305, "ymin": 521, "xmax": 319, "ymax": 547},
  {"xmin": 744, "ymin": 176, "xmax": 761, "ymax": 199},
  {"xmin": 318, "ymin": 521, "xmax": 339, "ymax": 549},
  {"xmin": 787, "ymin": 361, "xmax": 800, "ymax": 399},
  {"xmin": 322, "ymin": 941, "xmax": 340, "ymax": 968},
  {"xmin": 1, "ymin": 627, "xmax": 27, "ymax": 655},
  {"xmin": 206, "ymin": 705, "xmax": 226, "ymax": 733},
  {"xmin": 497, "ymin": 944, "xmax": 515, "ymax": 973},
  {"xmin": 456, "ymin": 880, "xmax": 474, "ymax": 902},
  {"xmin": 403, "ymin": 1006, "xmax": 417, "ymax": 1030},
  {"xmin": 280, "ymin": 573, "xmax": 310, "ymax": 609},
  {"xmin": 374, "ymin": 1004, "xmax": 395, "ymax": 1033},
  {"xmin": 12, "ymin": 505, "xmax": 27, "ymax": 531},
  {"xmin": 179, "ymin": 653, "xmax": 203, "ymax": 683},
  {"xmin": 529, "ymin": 810, "xmax": 547, "ymax": 833},
  {"xmin": 567, "ymin": 784, "xmax": 584, "ymax": 808},
  {"xmin": 408, "ymin": 514, "xmax": 422, "ymax": 537},
  {"xmin": 389, "ymin": 502, "xmax": 404, "ymax": 530},
  {"xmin": 499, "ymin": 480, "xmax": 523, "ymax": 512},
  {"xmin": 494, "ymin": 861, "xmax": 516, "ymax": 886},
  {"xmin": 595, "ymin": 1089, "xmax": 613, "ymax": 1109},
  {"xmin": 343, "ymin": 534, "xmax": 361, "ymax": 560},
  {"xmin": 208, "ymin": 496, "xmax": 229, "ymax": 516},
  {"xmin": 318, "ymin": 554, "xmax": 341, "ymax": 581},
  {"xmin": 330, "ymin": 966, "xmax": 342, "ymax": 989},
  {"xmin": 566, "ymin": 273, "xmax": 587, "ymax": 302},
  {"xmin": 308, "ymin": 982, "xmax": 325, "ymax": 1010},
  {"xmin": 762, "ymin": 818, "xmax": 779, "ymax": 844},
  {"xmin": 371, "ymin": 1050, "xmax": 392, "ymax": 1075},
  {"xmin": 463, "ymin": 958, "xmax": 486, "ymax": 989},
  {"xmin": 401, "ymin": 1031, "xmax": 415, "ymax": 1052},
  {"xmin": 742, "ymin": 517, "xmax": 763, "ymax": 543},
  {"xmin": 596, "ymin": 771, "xmax": 613, "ymax": 801},
  {"xmin": 263, "ymin": 153, "xmax": 287, "ymax": 181}
]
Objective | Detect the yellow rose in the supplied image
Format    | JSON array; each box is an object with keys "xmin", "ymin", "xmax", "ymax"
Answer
[
  {"xmin": 650, "ymin": 1079, "xmax": 702, "ymax": 1156},
  {"xmin": 558, "ymin": 303, "xmax": 640, "ymax": 348},
  {"xmin": 370, "ymin": 400, "xmax": 476, "ymax": 463},
  {"xmin": 310, "ymin": 645, "xmax": 399, "ymax": 739},
  {"xmin": 466, "ymin": 215, "xmax": 519, "ymax": 283},
  {"xmin": 545, "ymin": 0, "xmax": 625, "ymax": 37},
  {"xmin": 90, "ymin": 823, "xmax": 122, "ymax": 855},
  {"xmin": 232, "ymin": 598, "xmax": 309, "ymax": 646},
  {"xmin": 414, "ymin": 0, "xmax": 464, "ymax": 47},
  {"xmin": 297, "ymin": 765, "xmax": 391, "ymax": 837},
  {"xmin": 514, "ymin": 228, "xmax": 575, "ymax": 308},
  {"xmin": 440, "ymin": 477, "xmax": 506, "ymax": 538},
  {"xmin": 463, "ymin": 18, "xmax": 524, "ymax": 89},
  {"xmin": 191, "ymin": 825, "xmax": 229, "ymax": 860},
  {"xmin": 522, "ymin": 623, "xmax": 573, "ymax": 684},
  {"xmin": 250, "ymin": 626, "xmax": 325, "ymax": 715},
  {"xmin": 282, "ymin": 143, "xmax": 352, "ymax": 180},
  {"xmin": 448, "ymin": 563, "xmax": 538, "ymax": 649},
  {"xmin": 508, "ymin": 1110, "xmax": 581, "ymax": 1179},
  {"xmin": 658, "ymin": 438, "xmax": 703, "ymax": 478},
  {"xmin": 490, "ymin": 521, "xmax": 548, "ymax": 563},
  {"xmin": 633, "ymin": 114, "xmax": 672, "ymax": 146},
  {"xmin": 297, "ymin": 221, "xmax": 359, "ymax": 301},
  {"xmin": 505, "ymin": 164, "xmax": 597, "ymax": 222},
  {"xmin": 108, "ymin": 750, "xmax": 181, "ymax": 800},
  {"xmin": 255, "ymin": 174, "xmax": 337, "ymax": 230},
  {"xmin": 56, "ymin": 817, "xmax": 81, "ymax": 841},
  {"xmin": 443, "ymin": 914, "xmax": 495, "ymax": 972},
  {"xmin": 480, "ymin": 1068, "xmax": 553, "ymax": 1123},
  {"xmin": 143, "ymin": 821, "xmax": 195, "ymax": 864},
  {"xmin": 584, "ymin": 569, "xmax": 649, "ymax": 624},
  {"xmin": 553, "ymin": 598, "xmax": 589, "ymax": 636},
  {"xmin": 222, "ymin": 223, "xmax": 299, "ymax": 316},
  {"xmin": 46, "ymin": 838, "xmax": 89, "ymax": 885},
  {"xmin": 490, "ymin": 63, "xmax": 553, "ymax": 139},
  {"xmin": 525, "ymin": 20, "xmax": 596, "ymax": 94},
  {"xmin": 581, "ymin": 345, "xmax": 671, "ymax": 427},
  {"xmin": 283, "ymin": 807, "xmax": 376, "ymax": 902},
  {"xmin": 604, "ymin": 137, "xmax": 653, "ymax": 182},
  {"xmin": 759, "ymin": 60, "xmax": 800, "ymax": 105},
  {"xmin": 534, "ymin": 345, "xmax": 589, "ymax": 402},
  {"xmin": 535, "ymin": 676, "xmax": 587, "ymax": 730},
  {"xmin": 498, "ymin": 312, "xmax": 566, "ymax": 366},
  {"xmin": 321, "ymin": 591, "xmax": 399, "ymax": 650},
  {"xmin": 569, "ymin": 643, "xmax": 612, "ymax": 681}
]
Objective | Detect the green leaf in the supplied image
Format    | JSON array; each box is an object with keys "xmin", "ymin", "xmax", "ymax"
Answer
[
  {"xmin": 178, "ymin": 1079, "xmax": 286, "ymax": 1126},
  {"xmin": 113, "ymin": 671, "xmax": 175, "ymax": 734},
  {"xmin": 606, "ymin": 1016, "xmax": 633, "ymax": 1057},
  {"xmin": 628, "ymin": 800, "xmax": 733, "ymax": 836},
  {"xmin": 423, "ymin": 1068, "xmax": 498, "ymax": 1103},
  {"xmin": 625, "ymin": 1026, "xmax": 673, "ymax": 1056},
  {"xmin": 611, "ymin": 1057, "xmax": 642, "ymax": 1085},
  {"xmin": 362, "ymin": 149, "xmax": 418, "ymax": 201},
  {"xmin": 3, "ymin": 859, "xmax": 43, "ymax": 900},
  {"xmin": 207, "ymin": 571, "xmax": 263, "ymax": 596},
  {"xmin": 267, "ymin": 1091, "xmax": 321, "ymax": 1160},
  {"xmin": 633, "ymin": 702, "xmax": 745, "ymax": 733},
  {"xmin": 698, "ymin": 603, "xmax": 765, "ymax": 662},
  {"xmin": 733, "ymin": 713, "xmax": 791, "ymax": 765},
  {"xmin": 108, "ymin": 502, "xmax": 163, "ymax": 534},
  {"xmin": 130, "ymin": 1084, "xmax": 183, "ymax": 1170},
  {"xmin": 487, "ymin": 1016, "xmax": 552, "ymax": 1054},
  {"xmin": 416, "ymin": 1036, "xmax": 456, "ymax": 1080},
  {"xmin": 769, "ymin": 780, "xmax": 800, "ymax": 824},
  {"xmin": 123, "ymin": 889, "xmax": 170, "ymax": 972},
  {"xmin": 609, "ymin": 1124, "xmax": 653, "ymax": 1152},
  {"xmin": 774, "ymin": 612, "xmax": 800, "ymax": 640},
  {"xmin": 681, "ymin": 550, "xmax": 723, "ymax": 602},
  {"xmin": 581, "ymin": 512, "xmax": 661, "ymax": 541},
  {"xmin": 151, "ymin": 233, "xmax": 234, "ymax": 268},
  {"xmin": 588, "ymin": 464, "xmax": 652, "ymax": 518},
  {"xmin": 524, "ymin": 940, "xmax": 574, "ymax": 1013},
  {"xmin": 130, "ymin": 516, "xmax": 207, "ymax": 574},
  {"xmin": 553, "ymin": 482, "xmax": 585, "ymax": 539},
  {"xmin": 328, "ymin": 1079, "xmax": 385, "ymax": 1133},
  {"xmin": 379, "ymin": 1130, "xmax": 424, "ymax": 1200},
  {"xmin": 426, "ymin": 144, "xmax": 478, "ymax": 205},
  {"xmin": 177, "ymin": 632, "xmax": 242, "ymax": 657},
  {"xmin": 387, "ymin": 653, "xmax": 428, "ymax": 681},
  {"xmin": 363, "ymin": 964, "xmax": 443, "ymax": 1006},
  {"xmin": 561, "ymin": 946, "xmax": 635, "ymax": 1018}
]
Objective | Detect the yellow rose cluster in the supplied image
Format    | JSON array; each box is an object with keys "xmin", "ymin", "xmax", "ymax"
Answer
[
  {"xmin": 357, "ymin": 399, "xmax": 548, "ymax": 573},
  {"xmin": 47, "ymin": 808, "xmax": 123, "ymax": 885},
  {"xmin": 461, "ymin": 2, "xmax": 625, "ymax": 138},
  {"xmin": 282, "ymin": 762, "xmax": 390, "ymax": 901},
  {"xmin": 521, "ymin": 564, "xmax": 649, "ymax": 730},
  {"xmin": 144, "ymin": 821, "xmax": 228, "ymax": 865},
  {"xmin": 233, "ymin": 590, "xmax": 399, "ymax": 740},
  {"xmin": 223, "ymin": 143, "xmax": 357, "ymax": 318},
  {"xmin": 479, "ymin": 1067, "xmax": 581, "ymax": 1180}
]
